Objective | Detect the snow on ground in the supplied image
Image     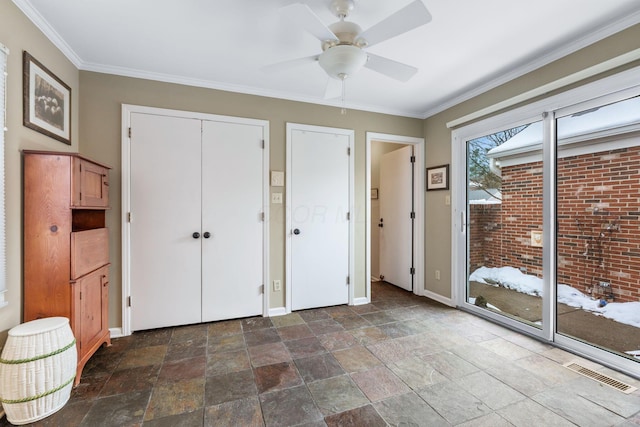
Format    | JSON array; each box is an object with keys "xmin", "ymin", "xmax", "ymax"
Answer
[{"xmin": 470, "ymin": 266, "xmax": 640, "ymax": 329}]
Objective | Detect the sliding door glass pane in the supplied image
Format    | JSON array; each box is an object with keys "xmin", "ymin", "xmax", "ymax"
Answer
[
  {"xmin": 466, "ymin": 120, "xmax": 543, "ymax": 327},
  {"xmin": 556, "ymin": 96, "xmax": 640, "ymax": 363}
]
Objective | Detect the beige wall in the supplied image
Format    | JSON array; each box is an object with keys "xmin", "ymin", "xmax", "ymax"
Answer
[
  {"xmin": 0, "ymin": 1, "xmax": 80, "ymax": 345},
  {"xmin": 423, "ymin": 23, "xmax": 640, "ymax": 299},
  {"xmin": 78, "ymin": 72, "xmax": 424, "ymax": 329}
]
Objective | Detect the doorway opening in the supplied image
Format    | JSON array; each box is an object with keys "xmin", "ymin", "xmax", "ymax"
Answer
[{"xmin": 366, "ymin": 132, "xmax": 425, "ymax": 304}]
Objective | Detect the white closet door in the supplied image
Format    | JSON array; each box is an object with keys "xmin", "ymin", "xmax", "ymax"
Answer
[
  {"xmin": 130, "ymin": 113, "xmax": 203, "ymax": 331},
  {"xmin": 201, "ymin": 120, "xmax": 264, "ymax": 322},
  {"xmin": 379, "ymin": 145, "xmax": 414, "ymax": 291},
  {"xmin": 290, "ymin": 128, "xmax": 350, "ymax": 310}
]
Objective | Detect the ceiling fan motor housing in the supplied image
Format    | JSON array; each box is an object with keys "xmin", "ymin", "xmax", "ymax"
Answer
[
  {"xmin": 330, "ymin": 0, "xmax": 355, "ymax": 18},
  {"xmin": 318, "ymin": 45, "xmax": 368, "ymax": 80}
]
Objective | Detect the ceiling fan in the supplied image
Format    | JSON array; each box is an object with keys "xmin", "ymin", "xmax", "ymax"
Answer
[{"xmin": 266, "ymin": 0, "xmax": 432, "ymax": 99}]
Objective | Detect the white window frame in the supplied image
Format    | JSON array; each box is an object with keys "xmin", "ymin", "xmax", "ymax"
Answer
[{"xmin": 0, "ymin": 42, "xmax": 8, "ymax": 308}]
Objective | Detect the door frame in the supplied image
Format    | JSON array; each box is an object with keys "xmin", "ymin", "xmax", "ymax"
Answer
[
  {"xmin": 285, "ymin": 123, "xmax": 355, "ymax": 313},
  {"xmin": 366, "ymin": 132, "xmax": 425, "ymax": 302},
  {"xmin": 121, "ymin": 104, "xmax": 270, "ymax": 336}
]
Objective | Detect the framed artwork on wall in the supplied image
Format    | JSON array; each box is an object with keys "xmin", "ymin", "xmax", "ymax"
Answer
[
  {"xmin": 23, "ymin": 51, "xmax": 71, "ymax": 145},
  {"xmin": 426, "ymin": 164, "xmax": 449, "ymax": 191}
]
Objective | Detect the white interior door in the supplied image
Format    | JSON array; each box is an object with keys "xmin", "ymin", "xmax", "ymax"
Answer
[
  {"xmin": 130, "ymin": 113, "xmax": 203, "ymax": 331},
  {"xmin": 379, "ymin": 145, "xmax": 414, "ymax": 291},
  {"xmin": 201, "ymin": 120, "xmax": 264, "ymax": 322},
  {"xmin": 290, "ymin": 128, "xmax": 350, "ymax": 310}
]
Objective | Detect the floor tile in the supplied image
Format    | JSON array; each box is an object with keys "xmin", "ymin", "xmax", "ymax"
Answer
[
  {"xmin": 478, "ymin": 337, "xmax": 535, "ymax": 361},
  {"xmin": 100, "ymin": 364, "xmax": 160, "ymax": 397},
  {"xmin": 486, "ymin": 361, "xmax": 553, "ymax": 396},
  {"xmin": 449, "ymin": 342, "xmax": 512, "ymax": 371},
  {"xmin": 241, "ymin": 317, "xmax": 274, "ymax": 331},
  {"xmin": 350, "ymin": 365, "xmax": 410, "ymax": 401},
  {"xmin": 455, "ymin": 370, "xmax": 526, "ymax": 410},
  {"xmin": 573, "ymin": 376, "xmax": 640, "ymax": 418},
  {"xmin": 298, "ymin": 308, "xmax": 332, "ymax": 322},
  {"xmin": 497, "ymin": 398, "xmax": 577, "ymax": 426},
  {"xmin": 208, "ymin": 319, "xmax": 242, "ymax": 337},
  {"xmin": 165, "ymin": 337, "xmax": 207, "ymax": 362},
  {"xmin": 70, "ymin": 372, "xmax": 110, "ymax": 401},
  {"xmin": 116, "ymin": 345, "xmax": 167, "ymax": 370},
  {"xmin": 361, "ymin": 311, "xmax": 397, "ymax": 326},
  {"xmin": 247, "ymin": 341, "xmax": 292, "ymax": 368},
  {"xmin": 205, "ymin": 369, "xmax": 257, "ymax": 406},
  {"xmin": 277, "ymin": 323, "xmax": 314, "ymax": 341},
  {"xmin": 456, "ymin": 412, "xmax": 515, "ymax": 427},
  {"xmin": 387, "ymin": 355, "xmax": 447, "ymax": 390},
  {"xmin": 206, "ymin": 349, "xmax": 250, "ymax": 376},
  {"xmin": 417, "ymin": 381, "xmax": 492, "ymax": 425},
  {"xmin": 307, "ymin": 375, "xmax": 369, "ymax": 416},
  {"xmin": 514, "ymin": 353, "xmax": 579, "ymax": 386},
  {"xmin": 244, "ymin": 327, "xmax": 282, "ymax": 347},
  {"xmin": 208, "ymin": 333, "xmax": 246, "ymax": 353},
  {"xmin": 144, "ymin": 378, "xmax": 205, "ymax": 421},
  {"xmin": 260, "ymin": 385, "xmax": 324, "ymax": 426},
  {"xmin": 307, "ymin": 319, "xmax": 345, "ymax": 335},
  {"xmin": 204, "ymin": 397, "xmax": 263, "ymax": 427},
  {"xmin": 129, "ymin": 328, "xmax": 172, "ymax": 348},
  {"xmin": 171, "ymin": 323, "xmax": 208, "ymax": 342},
  {"xmin": 285, "ymin": 336, "xmax": 327, "ymax": 359},
  {"xmin": 349, "ymin": 303, "xmax": 380, "ymax": 314},
  {"xmin": 367, "ymin": 339, "xmax": 414, "ymax": 363},
  {"xmin": 160, "ymin": 356, "xmax": 206, "ymax": 381},
  {"xmin": 374, "ymin": 392, "xmax": 449, "ymax": 426},
  {"xmin": 145, "ymin": 408, "xmax": 204, "ymax": 427},
  {"xmin": 419, "ymin": 350, "xmax": 481, "ymax": 379},
  {"xmin": 334, "ymin": 314, "xmax": 371, "ymax": 330},
  {"xmin": 21, "ymin": 400, "xmax": 93, "ymax": 427},
  {"xmin": 317, "ymin": 331, "xmax": 359, "ymax": 351},
  {"xmin": 324, "ymin": 305, "xmax": 356, "ymax": 318},
  {"xmin": 254, "ymin": 361, "xmax": 304, "ymax": 394},
  {"xmin": 295, "ymin": 353, "xmax": 345, "ymax": 382},
  {"xmin": 349, "ymin": 326, "xmax": 389, "ymax": 346},
  {"xmin": 324, "ymin": 404, "xmax": 387, "ymax": 427},
  {"xmin": 79, "ymin": 390, "xmax": 151, "ymax": 427},
  {"xmin": 271, "ymin": 312, "xmax": 306, "ymax": 328},
  {"xmin": 333, "ymin": 345, "xmax": 382, "ymax": 373}
]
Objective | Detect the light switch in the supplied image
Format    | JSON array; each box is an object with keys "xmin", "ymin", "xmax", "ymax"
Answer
[
  {"xmin": 445, "ymin": 195, "xmax": 451, "ymax": 206},
  {"xmin": 271, "ymin": 171, "xmax": 284, "ymax": 187},
  {"xmin": 271, "ymin": 192, "xmax": 283, "ymax": 204}
]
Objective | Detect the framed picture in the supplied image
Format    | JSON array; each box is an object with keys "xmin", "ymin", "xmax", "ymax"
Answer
[
  {"xmin": 23, "ymin": 51, "xmax": 71, "ymax": 145},
  {"xmin": 426, "ymin": 164, "xmax": 449, "ymax": 191},
  {"xmin": 371, "ymin": 188, "xmax": 378, "ymax": 199}
]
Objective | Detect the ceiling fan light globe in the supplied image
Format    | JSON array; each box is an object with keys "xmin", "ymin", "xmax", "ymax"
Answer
[{"xmin": 319, "ymin": 45, "xmax": 368, "ymax": 80}]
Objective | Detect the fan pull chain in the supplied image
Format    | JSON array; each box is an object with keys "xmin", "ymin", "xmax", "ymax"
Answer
[{"xmin": 341, "ymin": 76, "xmax": 347, "ymax": 115}]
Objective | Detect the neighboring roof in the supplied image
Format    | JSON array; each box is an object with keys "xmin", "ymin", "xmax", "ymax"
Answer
[
  {"xmin": 468, "ymin": 188, "xmax": 501, "ymax": 204},
  {"xmin": 487, "ymin": 96, "xmax": 640, "ymax": 164}
]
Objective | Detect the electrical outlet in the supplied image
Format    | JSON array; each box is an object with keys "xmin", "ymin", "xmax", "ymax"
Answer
[
  {"xmin": 273, "ymin": 280, "xmax": 281, "ymax": 292},
  {"xmin": 435, "ymin": 270, "xmax": 441, "ymax": 280},
  {"xmin": 271, "ymin": 192, "xmax": 283, "ymax": 204}
]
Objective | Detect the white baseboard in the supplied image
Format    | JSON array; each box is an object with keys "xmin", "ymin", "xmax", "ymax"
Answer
[
  {"xmin": 421, "ymin": 289, "xmax": 455, "ymax": 307},
  {"xmin": 352, "ymin": 297, "xmax": 370, "ymax": 306},
  {"xmin": 109, "ymin": 327, "xmax": 124, "ymax": 338},
  {"xmin": 268, "ymin": 307, "xmax": 287, "ymax": 317}
]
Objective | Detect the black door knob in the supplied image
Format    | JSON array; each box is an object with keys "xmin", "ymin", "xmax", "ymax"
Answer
[
  {"xmin": 293, "ymin": 228, "xmax": 300, "ymax": 235},
  {"xmin": 192, "ymin": 232, "xmax": 200, "ymax": 239},
  {"xmin": 203, "ymin": 232, "xmax": 211, "ymax": 239}
]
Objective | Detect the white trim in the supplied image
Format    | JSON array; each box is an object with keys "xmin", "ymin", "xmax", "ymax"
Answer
[
  {"xmin": 285, "ymin": 123, "xmax": 355, "ymax": 313},
  {"xmin": 109, "ymin": 327, "xmax": 124, "ymax": 339},
  {"xmin": 447, "ymin": 48, "xmax": 640, "ymax": 129},
  {"xmin": 365, "ymin": 132, "xmax": 425, "ymax": 302},
  {"xmin": 121, "ymin": 104, "xmax": 270, "ymax": 336},
  {"xmin": 268, "ymin": 307, "xmax": 287, "ymax": 317},
  {"xmin": 352, "ymin": 297, "xmax": 369, "ymax": 306},
  {"xmin": 422, "ymin": 290, "xmax": 455, "ymax": 308},
  {"xmin": 0, "ymin": 43, "xmax": 8, "ymax": 55}
]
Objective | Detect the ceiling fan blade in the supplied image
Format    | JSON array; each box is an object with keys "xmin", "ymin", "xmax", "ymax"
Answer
[
  {"xmin": 280, "ymin": 3, "xmax": 338, "ymax": 42},
  {"xmin": 262, "ymin": 55, "xmax": 319, "ymax": 74},
  {"xmin": 324, "ymin": 77, "xmax": 342, "ymax": 99},
  {"xmin": 365, "ymin": 53, "xmax": 418, "ymax": 82},
  {"xmin": 357, "ymin": 0, "xmax": 432, "ymax": 47}
]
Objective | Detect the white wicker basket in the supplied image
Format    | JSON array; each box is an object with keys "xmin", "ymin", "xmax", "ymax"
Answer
[{"xmin": 0, "ymin": 317, "xmax": 77, "ymax": 425}]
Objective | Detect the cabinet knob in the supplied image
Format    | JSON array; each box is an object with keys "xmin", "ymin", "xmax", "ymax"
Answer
[
  {"xmin": 203, "ymin": 232, "xmax": 211, "ymax": 239},
  {"xmin": 192, "ymin": 232, "xmax": 200, "ymax": 239},
  {"xmin": 50, "ymin": 225, "xmax": 58, "ymax": 232},
  {"xmin": 293, "ymin": 228, "xmax": 301, "ymax": 235}
]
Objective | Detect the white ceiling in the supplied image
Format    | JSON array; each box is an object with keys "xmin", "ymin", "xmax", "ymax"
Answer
[{"xmin": 14, "ymin": 0, "xmax": 640, "ymax": 118}]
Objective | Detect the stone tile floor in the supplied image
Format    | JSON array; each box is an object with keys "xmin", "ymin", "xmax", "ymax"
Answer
[{"xmin": 3, "ymin": 282, "xmax": 640, "ymax": 426}]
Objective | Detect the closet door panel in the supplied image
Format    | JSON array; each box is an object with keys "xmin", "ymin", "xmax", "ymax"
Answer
[
  {"xmin": 201, "ymin": 120, "xmax": 264, "ymax": 322},
  {"xmin": 130, "ymin": 113, "xmax": 203, "ymax": 331}
]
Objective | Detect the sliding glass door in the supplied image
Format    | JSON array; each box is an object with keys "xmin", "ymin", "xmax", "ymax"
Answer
[{"xmin": 453, "ymin": 69, "xmax": 640, "ymax": 377}]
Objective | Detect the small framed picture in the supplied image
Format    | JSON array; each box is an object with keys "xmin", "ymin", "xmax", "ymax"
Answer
[
  {"xmin": 426, "ymin": 164, "xmax": 449, "ymax": 191},
  {"xmin": 371, "ymin": 188, "xmax": 378, "ymax": 199},
  {"xmin": 23, "ymin": 51, "xmax": 71, "ymax": 145}
]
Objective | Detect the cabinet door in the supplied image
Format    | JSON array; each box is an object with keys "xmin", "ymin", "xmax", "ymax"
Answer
[
  {"xmin": 72, "ymin": 158, "xmax": 109, "ymax": 208},
  {"xmin": 73, "ymin": 267, "xmax": 109, "ymax": 355}
]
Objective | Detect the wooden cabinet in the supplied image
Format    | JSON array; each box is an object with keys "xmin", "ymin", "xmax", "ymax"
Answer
[{"xmin": 23, "ymin": 151, "xmax": 111, "ymax": 386}]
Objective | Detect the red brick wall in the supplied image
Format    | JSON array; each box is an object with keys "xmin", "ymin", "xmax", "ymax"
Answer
[{"xmin": 469, "ymin": 146, "xmax": 640, "ymax": 302}]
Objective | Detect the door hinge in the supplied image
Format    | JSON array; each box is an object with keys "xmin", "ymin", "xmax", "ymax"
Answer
[
  {"xmin": 261, "ymin": 212, "xmax": 265, "ymax": 221},
  {"xmin": 79, "ymin": 192, "xmax": 82, "ymax": 201},
  {"xmin": 128, "ymin": 127, "xmax": 132, "ymax": 138},
  {"xmin": 347, "ymin": 147, "xmax": 351, "ymax": 156},
  {"xmin": 347, "ymin": 212, "xmax": 350, "ymax": 220},
  {"xmin": 410, "ymin": 155, "xmax": 416, "ymax": 163},
  {"xmin": 410, "ymin": 212, "xmax": 415, "ymax": 219},
  {"xmin": 346, "ymin": 276, "xmax": 350, "ymax": 285},
  {"xmin": 410, "ymin": 267, "xmax": 415, "ymax": 275},
  {"xmin": 260, "ymin": 284, "xmax": 265, "ymax": 294},
  {"xmin": 261, "ymin": 139, "xmax": 265, "ymax": 149},
  {"xmin": 127, "ymin": 212, "xmax": 132, "ymax": 222},
  {"xmin": 79, "ymin": 291, "xmax": 82, "ymax": 300},
  {"xmin": 127, "ymin": 296, "xmax": 131, "ymax": 307}
]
